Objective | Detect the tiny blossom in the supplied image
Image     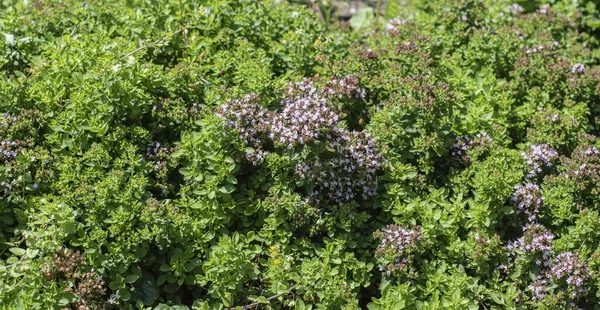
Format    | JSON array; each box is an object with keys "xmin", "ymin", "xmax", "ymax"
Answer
[
  {"xmin": 374, "ymin": 225, "xmax": 421, "ymax": 274},
  {"xmin": 515, "ymin": 30, "xmax": 524, "ymax": 40},
  {"xmin": 145, "ymin": 141, "xmax": 173, "ymax": 171},
  {"xmin": 550, "ymin": 252, "xmax": 590, "ymax": 298},
  {"xmin": 537, "ymin": 5, "xmax": 549, "ymax": 14},
  {"xmin": 451, "ymin": 132, "xmax": 492, "ymax": 162},
  {"xmin": 525, "ymin": 45, "xmax": 546, "ymax": 54},
  {"xmin": 0, "ymin": 181, "xmax": 12, "ymax": 196},
  {"xmin": 385, "ymin": 18, "xmax": 409, "ymax": 32},
  {"xmin": 507, "ymin": 223, "xmax": 554, "ymax": 266},
  {"xmin": 528, "ymin": 278, "xmax": 548, "ymax": 302},
  {"xmin": 509, "ymin": 3, "xmax": 524, "ymax": 15},
  {"xmin": 0, "ymin": 139, "xmax": 20, "ymax": 164},
  {"xmin": 474, "ymin": 233, "xmax": 491, "ymax": 244},
  {"xmin": 522, "ymin": 144, "xmax": 558, "ymax": 178},
  {"xmin": 146, "ymin": 141, "xmax": 168, "ymax": 159},
  {"xmin": 322, "ymin": 75, "xmax": 366, "ymax": 101},
  {"xmin": 497, "ymin": 264, "xmax": 509, "ymax": 274},
  {"xmin": 107, "ymin": 290, "xmax": 120, "ymax": 304},
  {"xmin": 560, "ymin": 145, "xmax": 600, "ymax": 191},
  {"xmin": 512, "ymin": 183, "xmax": 544, "ymax": 221},
  {"xmin": 571, "ymin": 63, "xmax": 585, "ymax": 74}
]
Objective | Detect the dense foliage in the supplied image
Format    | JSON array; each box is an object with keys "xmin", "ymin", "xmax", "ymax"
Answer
[{"xmin": 1, "ymin": 0, "xmax": 600, "ymax": 309}]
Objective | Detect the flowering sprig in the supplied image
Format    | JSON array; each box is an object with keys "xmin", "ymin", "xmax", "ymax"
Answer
[
  {"xmin": 511, "ymin": 183, "xmax": 544, "ymax": 222},
  {"xmin": 507, "ymin": 223, "xmax": 554, "ymax": 266},
  {"xmin": 451, "ymin": 132, "xmax": 492, "ymax": 163},
  {"xmin": 550, "ymin": 252, "xmax": 590, "ymax": 299},
  {"xmin": 509, "ymin": 3, "xmax": 524, "ymax": 15},
  {"xmin": 560, "ymin": 145, "xmax": 600, "ymax": 193},
  {"xmin": 218, "ymin": 78, "xmax": 382, "ymax": 204},
  {"xmin": 0, "ymin": 139, "xmax": 20, "ymax": 164},
  {"xmin": 385, "ymin": 18, "xmax": 410, "ymax": 32},
  {"xmin": 571, "ymin": 63, "xmax": 585, "ymax": 74},
  {"xmin": 146, "ymin": 141, "xmax": 174, "ymax": 171},
  {"xmin": 373, "ymin": 224, "xmax": 422, "ymax": 276},
  {"xmin": 522, "ymin": 144, "xmax": 558, "ymax": 179}
]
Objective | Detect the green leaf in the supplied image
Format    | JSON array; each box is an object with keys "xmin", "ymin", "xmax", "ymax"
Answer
[
  {"xmin": 257, "ymin": 296, "xmax": 269, "ymax": 304},
  {"xmin": 157, "ymin": 274, "xmax": 167, "ymax": 286},
  {"xmin": 120, "ymin": 289, "xmax": 131, "ymax": 301},
  {"xmin": 62, "ymin": 222, "xmax": 77, "ymax": 234},
  {"xmin": 159, "ymin": 264, "xmax": 171, "ymax": 272},
  {"xmin": 124, "ymin": 274, "xmax": 139, "ymax": 283},
  {"xmin": 135, "ymin": 273, "xmax": 159, "ymax": 306},
  {"xmin": 57, "ymin": 292, "xmax": 78, "ymax": 306},
  {"xmin": 9, "ymin": 248, "xmax": 25, "ymax": 256},
  {"xmin": 218, "ymin": 184, "xmax": 235, "ymax": 193},
  {"xmin": 349, "ymin": 7, "xmax": 374, "ymax": 30},
  {"xmin": 385, "ymin": 0, "xmax": 400, "ymax": 20}
]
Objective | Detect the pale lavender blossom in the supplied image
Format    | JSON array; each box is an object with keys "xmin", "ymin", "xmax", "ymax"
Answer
[
  {"xmin": 385, "ymin": 18, "xmax": 409, "ymax": 32},
  {"xmin": 507, "ymin": 223, "xmax": 554, "ymax": 265},
  {"xmin": 0, "ymin": 139, "xmax": 20, "ymax": 164},
  {"xmin": 218, "ymin": 79, "xmax": 383, "ymax": 204},
  {"xmin": 509, "ymin": 3, "xmax": 523, "ymax": 15},
  {"xmin": 571, "ymin": 63, "xmax": 585, "ymax": 74},
  {"xmin": 550, "ymin": 252, "xmax": 590, "ymax": 298},
  {"xmin": 451, "ymin": 132, "xmax": 492, "ymax": 162},
  {"xmin": 522, "ymin": 144, "xmax": 558, "ymax": 178},
  {"xmin": 374, "ymin": 225, "xmax": 421, "ymax": 274},
  {"xmin": 512, "ymin": 184, "xmax": 544, "ymax": 221},
  {"xmin": 528, "ymin": 278, "xmax": 548, "ymax": 302}
]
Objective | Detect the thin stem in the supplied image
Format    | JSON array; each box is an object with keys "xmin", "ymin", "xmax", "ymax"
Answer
[{"xmin": 178, "ymin": 0, "xmax": 190, "ymax": 64}]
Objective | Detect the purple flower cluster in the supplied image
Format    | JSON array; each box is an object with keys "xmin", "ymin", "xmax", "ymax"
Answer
[
  {"xmin": 550, "ymin": 252, "xmax": 590, "ymax": 298},
  {"xmin": 525, "ymin": 45, "xmax": 553, "ymax": 54},
  {"xmin": 1, "ymin": 113, "xmax": 17, "ymax": 126},
  {"xmin": 297, "ymin": 130, "xmax": 382, "ymax": 202},
  {"xmin": 529, "ymin": 278, "xmax": 548, "ymax": 302},
  {"xmin": 522, "ymin": 144, "xmax": 558, "ymax": 178},
  {"xmin": 451, "ymin": 133, "xmax": 492, "ymax": 162},
  {"xmin": 146, "ymin": 141, "xmax": 168, "ymax": 159},
  {"xmin": 0, "ymin": 139, "xmax": 20, "ymax": 164},
  {"xmin": 507, "ymin": 223, "xmax": 554, "ymax": 265},
  {"xmin": 272, "ymin": 95, "xmax": 339, "ymax": 148},
  {"xmin": 218, "ymin": 79, "xmax": 383, "ymax": 203},
  {"xmin": 571, "ymin": 63, "xmax": 585, "ymax": 74},
  {"xmin": 322, "ymin": 75, "xmax": 366, "ymax": 100},
  {"xmin": 374, "ymin": 225, "xmax": 422, "ymax": 275},
  {"xmin": 512, "ymin": 183, "xmax": 544, "ymax": 221},
  {"xmin": 0, "ymin": 181, "xmax": 12, "ymax": 196},
  {"xmin": 509, "ymin": 3, "xmax": 524, "ymax": 15},
  {"xmin": 562, "ymin": 145, "xmax": 599, "ymax": 190},
  {"xmin": 217, "ymin": 94, "xmax": 273, "ymax": 159},
  {"xmin": 146, "ymin": 141, "xmax": 171, "ymax": 170},
  {"xmin": 521, "ymin": 251, "xmax": 590, "ymax": 303},
  {"xmin": 385, "ymin": 18, "xmax": 410, "ymax": 32}
]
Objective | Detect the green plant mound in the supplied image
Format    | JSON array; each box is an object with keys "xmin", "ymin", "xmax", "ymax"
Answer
[{"xmin": 1, "ymin": 0, "xmax": 600, "ymax": 309}]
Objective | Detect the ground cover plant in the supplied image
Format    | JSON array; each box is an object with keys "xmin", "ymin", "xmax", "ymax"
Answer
[{"xmin": 1, "ymin": 0, "xmax": 600, "ymax": 309}]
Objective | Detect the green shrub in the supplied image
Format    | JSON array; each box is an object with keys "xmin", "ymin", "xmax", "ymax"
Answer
[{"xmin": 1, "ymin": 0, "xmax": 600, "ymax": 309}]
